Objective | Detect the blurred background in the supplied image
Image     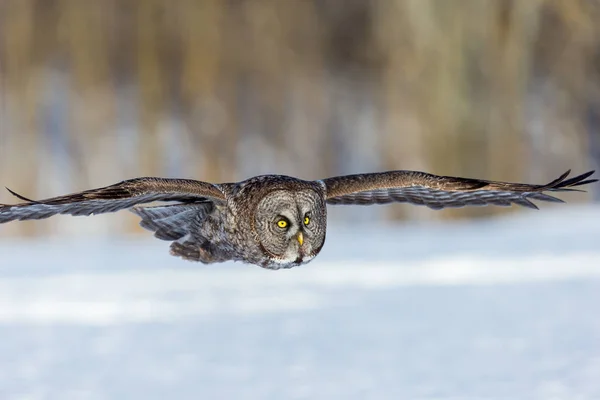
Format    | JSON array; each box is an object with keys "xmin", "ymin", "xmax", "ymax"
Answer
[
  {"xmin": 1, "ymin": 0, "xmax": 599, "ymax": 237},
  {"xmin": 2, "ymin": 3, "xmax": 600, "ymax": 399}
]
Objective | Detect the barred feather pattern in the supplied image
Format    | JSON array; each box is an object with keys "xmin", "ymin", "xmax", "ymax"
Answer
[
  {"xmin": 168, "ymin": 211, "xmax": 233, "ymax": 263},
  {"xmin": 0, "ymin": 194, "xmax": 193, "ymax": 223},
  {"xmin": 130, "ymin": 203, "xmax": 214, "ymax": 241},
  {"xmin": 130, "ymin": 202, "xmax": 232, "ymax": 262},
  {"xmin": 324, "ymin": 170, "xmax": 597, "ymax": 210},
  {"xmin": 0, "ymin": 177, "xmax": 225, "ymax": 224}
]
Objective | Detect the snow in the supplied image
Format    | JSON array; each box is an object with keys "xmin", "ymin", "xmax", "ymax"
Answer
[{"xmin": 1, "ymin": 205, "xmax": 599, "ymax": 399}]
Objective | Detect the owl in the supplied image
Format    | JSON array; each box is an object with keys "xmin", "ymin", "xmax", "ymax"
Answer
[{"xmin": 0, "ymin": 169, "xmax": 596, "ymax": 269}]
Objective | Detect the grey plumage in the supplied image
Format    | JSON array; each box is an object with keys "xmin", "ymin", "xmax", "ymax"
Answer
[{"xmin": 1, "ymin": 169, "xmax": 597, "ymax": 269}]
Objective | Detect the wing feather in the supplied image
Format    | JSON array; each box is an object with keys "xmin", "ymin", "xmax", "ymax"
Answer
[
  {"xmin": 130, "ymin": 202, "xmax": 214, "ymax": 241},
  {"xmin": 322, "ymin": 170, "xmax": 596, "ymax": 210},
  {"xmin": 0, "ymin": 177, "xmax": 226, "ymax": 223}
]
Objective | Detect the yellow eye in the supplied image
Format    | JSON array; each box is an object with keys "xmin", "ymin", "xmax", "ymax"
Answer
[
  {"xmin": 304, "ymin": 216, "xmax": 310, "ymax": 225},
  {"xmin": 277, "ymin": 219, "xmax": 288, "ymax": 228}
]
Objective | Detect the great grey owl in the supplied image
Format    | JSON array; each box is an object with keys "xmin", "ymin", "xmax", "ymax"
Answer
[{"xmin": 0, "ymin": 169, "xmax": 596, "ymax": 269}]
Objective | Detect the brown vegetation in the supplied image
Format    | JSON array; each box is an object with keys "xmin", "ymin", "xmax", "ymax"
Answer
[{"xmin": 0, "ymin": 0, "xmax": 598, "ymax": 236}]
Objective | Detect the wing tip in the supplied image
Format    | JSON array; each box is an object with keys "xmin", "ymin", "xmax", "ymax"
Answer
[
  {"xmin": 5, "ymin": 187, "xmax": 39, "ymax": 203},
  {"xmin": 546, "ymin": 170, "xmax": 597, "ymax": 191}
]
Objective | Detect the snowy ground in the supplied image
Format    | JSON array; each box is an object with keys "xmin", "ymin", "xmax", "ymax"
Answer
[{"xmin": 1, "ymin": 206, "xmax": 600, "ymax": 400}]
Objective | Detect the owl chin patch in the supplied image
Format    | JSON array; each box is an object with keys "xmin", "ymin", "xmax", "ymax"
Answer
[{"xmin": 260, "ymin": 253, "xmax": 316, "ymax": 270}]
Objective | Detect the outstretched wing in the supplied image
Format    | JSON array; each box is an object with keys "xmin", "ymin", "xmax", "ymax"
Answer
[
  {"xmin": 0, "ymin": 177, "xmax": 226, "ymax": 223},
  {"xmin": 321, "ymin": 170, "xmax": 597, "ymax": 210}
]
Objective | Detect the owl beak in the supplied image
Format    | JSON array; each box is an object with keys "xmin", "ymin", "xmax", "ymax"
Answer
[{"xmin": 296, "ymin": 232, "xmax": 304, "ymax": 246}]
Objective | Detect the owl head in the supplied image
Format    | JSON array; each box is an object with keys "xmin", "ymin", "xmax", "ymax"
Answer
[{"xmin": 254, "ymin": 189, "xmax": 326, "ymax": 268}]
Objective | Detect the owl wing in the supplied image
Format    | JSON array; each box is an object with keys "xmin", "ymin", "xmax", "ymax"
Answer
[
  {"xmin": 0, "ymin": 177, "xmax": 226, "ymax": 223},
  {"xmin": 321, "ymin": 170, "xmax": 597, "ymax": 210}
]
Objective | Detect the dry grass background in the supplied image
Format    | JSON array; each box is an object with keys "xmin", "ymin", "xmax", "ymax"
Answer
[{"xmin": 0, "ymin": 0, "xmax": 599, "ymax": 236}]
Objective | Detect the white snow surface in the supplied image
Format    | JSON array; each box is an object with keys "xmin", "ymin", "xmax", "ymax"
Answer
[{"xmin": 1, "ymin": 205, "xmax": 600, "ymax": 400}]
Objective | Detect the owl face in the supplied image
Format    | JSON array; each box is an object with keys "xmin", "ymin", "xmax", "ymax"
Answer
[{"xmin": 254, "ymin": 189, "xmax": 326, "ymax": 267}]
